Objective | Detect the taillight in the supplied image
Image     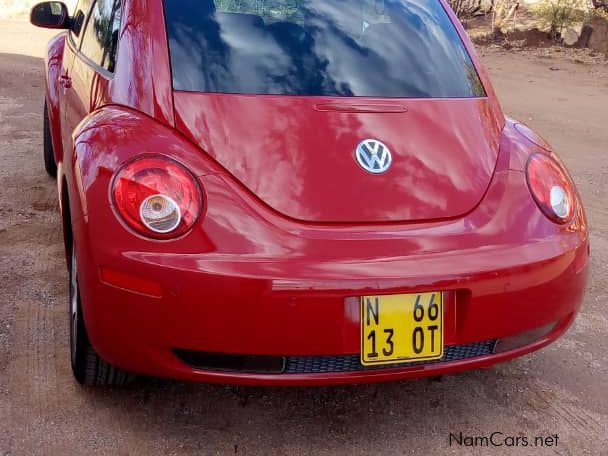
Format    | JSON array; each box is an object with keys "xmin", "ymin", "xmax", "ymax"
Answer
[
  {"xmin": 526, "ymin": 153, "xmax": 575, "ymax": 224},
  {"xmin": 111, "ymin": 156, "xmax": 202, "ymax": 238}
]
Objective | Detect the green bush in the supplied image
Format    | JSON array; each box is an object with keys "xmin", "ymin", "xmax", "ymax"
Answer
[
  {"xmin": 532, "ymin": 0, "xmax": 588, "ymax": 37},
  {"xmin": 215, "ymin": 0, "xmax": 297, "ymax": 15}
]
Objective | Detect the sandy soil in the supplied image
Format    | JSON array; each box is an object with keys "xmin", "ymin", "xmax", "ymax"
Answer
[
  {"xmin": 0, "ymin": 0, "xmax": 77, "ymax": 20},
  {"xmin": 0, "ymin": 18, "xmax": 607, "ymax": 456}
]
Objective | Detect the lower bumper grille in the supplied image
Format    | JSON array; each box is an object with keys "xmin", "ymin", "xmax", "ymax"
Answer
[
  {"xmin": 174, "ymin": 340, "xmax": 496, "ymax": 375},
  {"xmin": 285, "ymin": 340, "xmax": 496, "ymax": 373}
]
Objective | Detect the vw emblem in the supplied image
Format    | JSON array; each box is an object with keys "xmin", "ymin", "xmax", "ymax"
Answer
[{"xmin": 355, "ymin": 139, "xmax": 392, "ymax": 174}]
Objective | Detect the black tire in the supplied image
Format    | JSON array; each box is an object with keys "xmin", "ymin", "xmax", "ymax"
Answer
[
  {"xmin": 69, "ymin": 243, "xmax": 134, "ymax": 386},
  {"xmin": 43, "ymin": 100, "xmax": 57, "ymax": 178}
]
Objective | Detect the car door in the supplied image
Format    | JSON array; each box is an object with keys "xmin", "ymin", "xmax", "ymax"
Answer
[
  {"xmin": 62, "ymin": 0, "xmax": 122, "ymax": 158},
  {"xmin": 59, "ymin": 0, "xmax": 92, "ymax": 157}
]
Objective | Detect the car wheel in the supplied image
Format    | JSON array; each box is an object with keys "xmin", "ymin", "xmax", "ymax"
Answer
[
  {"xmin": 69, "ymin": 244, "xmax": 134, "ymax": 386},
  {"xmin": 43, "ymin": 100, "xmax": 57, "ymax": 178}
]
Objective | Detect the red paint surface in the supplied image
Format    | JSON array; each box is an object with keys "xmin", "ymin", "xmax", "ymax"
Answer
[
  {"xmin": 174, "ymin": 94, "xmax": 504, "ymax": 223},
  {"xmin": 41, "ymin": 0, "xmax": 588, "ymax": 384}
]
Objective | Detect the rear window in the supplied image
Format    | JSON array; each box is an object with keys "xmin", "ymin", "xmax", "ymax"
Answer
[{"xmin": 163, "ymin": 0, "xmax": 486, "ymax": 98}]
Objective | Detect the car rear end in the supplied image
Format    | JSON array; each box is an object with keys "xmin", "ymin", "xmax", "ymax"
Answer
[{"xmin": 74, "ymin": 0, "xmax": 589, "ymax": 384}]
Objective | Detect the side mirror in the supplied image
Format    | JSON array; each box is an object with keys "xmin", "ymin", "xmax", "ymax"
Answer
[{"xmin": 30, "ymin": 2, "xmax": 70, "ymax": 29}]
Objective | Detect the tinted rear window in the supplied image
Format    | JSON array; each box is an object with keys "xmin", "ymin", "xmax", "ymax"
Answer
[{"xmin": 163, "ymin": 0, "xmax": 486, "ymax": 98}]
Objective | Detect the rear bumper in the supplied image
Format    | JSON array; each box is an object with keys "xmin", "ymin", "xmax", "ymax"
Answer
[
  {"xmin": 78, "ymin": 250, "xmax": 587, "ymax": 385},
  {"xmin": 71, "ymin": 170, "xmax": 589, "ymax": 385},
  {"xmin": 166, "ymin": 312, "xmax": 577, "ymax": 386}
]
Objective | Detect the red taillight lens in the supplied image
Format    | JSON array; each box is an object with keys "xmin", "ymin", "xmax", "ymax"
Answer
[
  {"xmin": 112, "ymin": 156, "xmax": 202, "ymax": 238},
  {"xmin": 526, "ymin": 153, "xmax": 575, "ymax": 224}
]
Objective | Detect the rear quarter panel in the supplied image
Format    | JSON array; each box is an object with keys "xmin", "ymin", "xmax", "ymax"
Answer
[{"xmin": 57, "ymin": 0, "xmax": 175, "ymax": 230}]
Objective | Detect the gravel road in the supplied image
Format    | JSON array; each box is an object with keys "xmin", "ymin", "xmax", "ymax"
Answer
[{"xmin": 1, "ymin": 18, "xmax": 607, "ymax": 456}]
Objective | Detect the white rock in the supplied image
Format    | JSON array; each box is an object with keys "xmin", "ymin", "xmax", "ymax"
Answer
[{"xmin": 562, "ymin": 27, "xmax": 579, "ymax": 46}]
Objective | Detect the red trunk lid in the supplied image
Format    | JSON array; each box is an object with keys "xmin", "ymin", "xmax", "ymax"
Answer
[{"xmin": 174, "ymin": 93, "xmax": 503, "ymax": 223}]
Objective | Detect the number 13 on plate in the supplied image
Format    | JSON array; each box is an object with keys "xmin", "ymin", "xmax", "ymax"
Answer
[{"xmin": 360, "ymin": 292, "xmax": 444, "ymax": 366}]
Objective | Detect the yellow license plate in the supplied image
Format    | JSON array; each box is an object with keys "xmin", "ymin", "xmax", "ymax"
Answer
[{"xmin": 361, "ymin": 292, "xmax": 443, "ymax": 366}]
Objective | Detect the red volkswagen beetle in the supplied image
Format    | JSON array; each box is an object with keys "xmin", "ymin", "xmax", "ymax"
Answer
[{"xmin": 31, "ymin": 0, "xmax": 588, "ymax": 386}]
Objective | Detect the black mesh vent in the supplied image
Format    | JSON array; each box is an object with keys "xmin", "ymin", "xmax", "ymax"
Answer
[
  {"xmin": 173, "ymin": 350, "xmax": 286, "ymax": 373},
  {"xmin": 175, "ymin": 340, "xmax": 496, "ymax": 375},
  {"xmin": 284, "ymin": 339, "xmax": 496, "ymax": 373}
]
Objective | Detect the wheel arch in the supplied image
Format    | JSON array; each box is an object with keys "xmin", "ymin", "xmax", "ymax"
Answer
[
  {"xmin": 68, "ymin": 105, "xmax": 222, "ymax": 223},
  {"xmin": 60, "ymin": 175, "xmax": 73, "ymax": 271}
]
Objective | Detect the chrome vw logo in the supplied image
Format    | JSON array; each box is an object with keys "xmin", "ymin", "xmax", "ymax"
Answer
[{"xmin": 355, "ymin": 139, "xmax": 392, "ymax": 174}]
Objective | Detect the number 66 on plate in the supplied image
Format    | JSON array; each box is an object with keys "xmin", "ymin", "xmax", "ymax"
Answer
[{"xmin": 360, "ymin": 292, "xmax": 444, "ymax": 366}]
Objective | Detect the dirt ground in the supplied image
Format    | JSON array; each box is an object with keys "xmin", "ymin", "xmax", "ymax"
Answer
[{"xmin": 0, "ymin": 18, "xmax": 607, "ymax": 456}]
